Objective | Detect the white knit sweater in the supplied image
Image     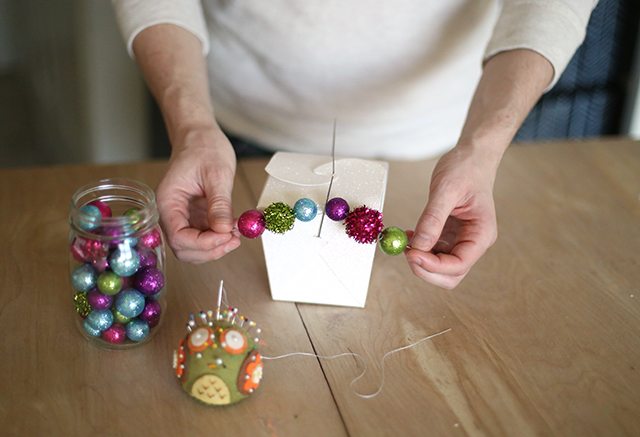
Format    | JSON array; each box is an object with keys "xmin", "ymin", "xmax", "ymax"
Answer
[{"xmin": 113, "ymin": 0, "xmax": 596, "ymax": 159}]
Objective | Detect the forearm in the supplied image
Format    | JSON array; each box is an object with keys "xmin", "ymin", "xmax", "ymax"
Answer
[
  {"xmin": 456, "ymin": 49, "xmax": 554, "ymax": 173},
  {"xmin": 132, "ymin": 24, "xmax": 218, "ymax": 149}
]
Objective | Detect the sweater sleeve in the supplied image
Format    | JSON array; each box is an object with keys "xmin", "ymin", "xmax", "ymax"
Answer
[
  {"xmin": 111, "ymin": 0, "xmax": 210, "ymax": 58},
  {"xmin": 484, "ymin": 0, "xmax": 598, "ymax": 90}
]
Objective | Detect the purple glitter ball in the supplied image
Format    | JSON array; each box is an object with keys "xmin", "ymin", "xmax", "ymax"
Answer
[
  {"xmin": 138, "ymin": 248, "xmax": 158, "ymax": 268},
  {"xmin": 139, "ymin": 300, "xmax": 162, "ymax": 328},
  {"xmin": 87, "ymin": 289, "xmax": 114, "ymax": 310},
  {"xmin": 101, "ymin": 323, "xmax": 127, "ymax": 344},
  {"xmin": 134, "ymin": 267, "xmax": 165, "ymax": 295},
  {"xmin": 325, "ymin": 197, "xmax": 350, "ymax": 221}
]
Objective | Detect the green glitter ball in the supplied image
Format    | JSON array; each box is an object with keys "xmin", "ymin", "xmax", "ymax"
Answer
[
  {"xmin": 123, "ymin": 207, "xmax": 142, "ymax": 225},
  {"xmin": 113, "ymin": 309, "xmax": 131, "ymax": 324},
  {"xmin": 73, "ymin": 291, "xmax": 91, "ymax": 318},
  {"xmin": 263, "ymin": 202, "xmax": 295, "ymax": 234},
  {"xmin": 97, "ymin": 271, "xmax": 123, "ymax": 296},
  {"xmin": 378, "ymin": 226, "xmax": 409, "ymax": 256}
]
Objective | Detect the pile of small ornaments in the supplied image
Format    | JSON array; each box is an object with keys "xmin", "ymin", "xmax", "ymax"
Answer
[
  {"xmin": 237, "ymin": 197, "xmax": 410, "ymax": 255},
  {"xmin": 70, "ymin": 200, "xmax": 165, "ymax": 345}
]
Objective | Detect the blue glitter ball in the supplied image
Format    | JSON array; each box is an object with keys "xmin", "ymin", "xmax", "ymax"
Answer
[
  {"xmin": 115, "ymin": 288, "xmax": 146, "ymax": 318},
  {"xmin": 109, "ymin": 246, "xmax": 140, "ymax": 277},
  {"xmin": 83, "ymin": 319, "xmax": 102, "ymax": 337},
  {"xmin": 71, "ymin": 264, "xmax": 97, "ymax": 292},
  {"xmin": 126, "ymin": 319, "xmax": 150, "ymax": 342},
  {"xmin": 78, "ymin": 204, "xmax": 102, "ymax": 231},
  {"xmin": 86, "ymin": 309, "xmax": 114, "ymax": 332},
  {"xmin": 294, "ymin": 198, "xmax": 318, "ymax": 222}
]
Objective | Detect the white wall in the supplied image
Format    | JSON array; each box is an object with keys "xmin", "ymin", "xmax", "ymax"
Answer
[{"xmin": 622, "ymin": 25, "xmax": 640, "ymax": 140}]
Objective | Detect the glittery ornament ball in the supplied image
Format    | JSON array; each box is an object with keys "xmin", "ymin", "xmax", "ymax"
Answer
[
  {"xmin": 113, "ymin": 309, "xmax": 131, "ymax": 324},
  {"xmin": 74, "ymin": 291, "xmax": 91, "ymax": 317},
  {"xmin": 345, "ymin": 206, "xmax": 384, "ymax": 244},
  {"xmin": 378, "ymin": 226, "xmax": 409, "ymax": 255},
  {"xmin": 71, "ymin": 237, "xmax": 109, "ymax": 263},
  {"xmin": 264, "ymin": 202, "xmax": 296, "ymax": 234},
  {"xmin": 86, "ymin": 309, "xmax": 114, "ymax": 332},
  {"xmin": 134, "ymin": 266, "xmax": 165, "ymax": 296},
  {"xmin": 92, "ymin": 257, "xmax": 109, "ymax": 272},
  {"xmin": 88, "ymin": 200, "xmax": 112, "ymax": 218},
  {"xmin": 87, "ymin": 289, "xmax": 114, "ymax": 310},
  {"xmin": 101, "ymin": 323, "xmax": 127, "ymax": 344},
  {"xmin": 293, "ymin": 198, "xmax": 318, "ymax": 222},
  {"xmin": 83, "ymin": 319, "xmax": 101, "ymax": 337},
  {"xmin": 138, "ymin": 248, "xmax": 158, "ymax": 269},
  {"xmin": 78, "ymin": 204, "xmax": 102, "ymax": 231},
  {"xmin": 139, "ymin": 300, "xmax": 162, "ymax": 328},
  {"xmin": 237, "ymin": 209, "xmax": 266, "ymax": 239},
  {"xmin": 139, "ymin": 228, "xmax": 162, "ymax": 249},
  {"xmin": 325, "ymin": 197, "xmax": 350, "ymax": 221},
  {"xmin": 71, "ymin": 264, "xmax": 97, "ymax": 292},
  {"xmin": 123, "ymin": 207, "xmax": 142, "ymax": 225},
  {"xmin": 126, "ymin": 319, "xmax": 150, "ymax": 342},
  {"xmin": 115, "ymin": 288, "xmax": 146, "ymax": 318},
  {"xmin": 97, "ymin": 271, "xmax": 123, "ymax": 295},
  {"xmin": 109, "ymin": 246, "xmax": 140, "ymax": 277}
]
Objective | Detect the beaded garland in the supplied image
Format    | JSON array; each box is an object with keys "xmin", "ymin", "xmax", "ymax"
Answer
[{"xmin": 237, "ymin": 197, "xmax": 409, "ymax": 256}]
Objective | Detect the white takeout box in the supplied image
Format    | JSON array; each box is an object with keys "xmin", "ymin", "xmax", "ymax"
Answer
[{"xmin": 257, "ymin": 152, "xmax": 389, "ymax": 307}]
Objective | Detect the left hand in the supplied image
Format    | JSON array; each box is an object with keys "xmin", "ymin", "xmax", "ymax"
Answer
[{"xmin": 405, "ymin": 145, "xmax": 500, "ymax": 289}]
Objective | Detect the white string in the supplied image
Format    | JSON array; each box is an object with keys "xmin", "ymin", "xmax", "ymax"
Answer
[{"xmin": 262, "ymin": 327, "xmax": 451, "ymax": 399}]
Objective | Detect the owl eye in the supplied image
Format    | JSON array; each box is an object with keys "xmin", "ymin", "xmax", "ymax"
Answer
[
  {"xmin": 188, "ymin": 327, "xmax": 212, "ymax": 352},
  {"xmin": 221, "ymin": 329, "xmax": 247, "ymax": 355}
]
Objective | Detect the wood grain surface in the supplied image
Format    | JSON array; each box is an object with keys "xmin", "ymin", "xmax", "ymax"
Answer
[{"xmin": 0, "ymin": 138, "xmax": 639, "ymax": 436}]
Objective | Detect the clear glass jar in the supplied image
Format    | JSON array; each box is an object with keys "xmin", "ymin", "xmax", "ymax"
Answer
[{"xmin": 69, "ymin": 178, "xmax": 166, "ymax": 348}]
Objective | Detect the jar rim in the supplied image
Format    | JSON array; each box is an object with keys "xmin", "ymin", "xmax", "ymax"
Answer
[{"xmin": 70, "ymin": 177, "xmax": 159, "ymax": 239}]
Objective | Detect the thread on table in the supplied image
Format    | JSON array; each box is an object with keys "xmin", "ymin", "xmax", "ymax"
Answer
[{"xmin": 262, "ymin": 327, "xmax": 451, "ymax": 399}]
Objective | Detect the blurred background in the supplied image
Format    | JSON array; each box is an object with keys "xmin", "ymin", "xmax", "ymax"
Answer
[{"xmin": 0, "ymin": 0, "xmax": 639, "ymax": 168}]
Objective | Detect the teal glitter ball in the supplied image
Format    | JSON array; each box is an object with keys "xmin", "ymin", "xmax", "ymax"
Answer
[
  {"xmin": 86, "ymin": 309, "xmax": 114, "ymax": 332},
  {"xmin": 109, "ymin": 246, "xmax": 140, "ymax": 277},
  {"xmin": 83, "ymin": 319, "xmax": 101, "ymax": 337},
  {"xmin": 71, "ymin": 264, "xmax": 97, "ymax": 292},
  {"xmin": 293, "ymin": 198, "xmax": 318, "ymax": 222},
  {"xmin": 263, "ymin": 202, "xmax": 295, "ymax": 234},
  {"xmin": 115, "ymin": 289, "xmax": 146, "ymax": 318},
  {"xmin": 378, "ymin": 226, "xmax": 409, "ymax": 256},
  {"xmin": 78, "ymin": 204, "xmax": 102, "ymax": 231},
  {"xmin": 126, "ymin": 319, "xmax": 150, "ymax": 342}
]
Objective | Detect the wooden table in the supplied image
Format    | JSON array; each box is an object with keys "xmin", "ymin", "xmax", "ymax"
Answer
[{"xmin": 1, "ymin": 138, "xmax": 639, "ymax": 436}]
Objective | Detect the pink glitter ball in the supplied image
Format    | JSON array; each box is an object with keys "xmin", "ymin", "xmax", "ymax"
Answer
[
  {"xmin": 134, "ymin": 266, "xmax": 165, "ymax": 295},
  {"xmin": 87, "ymin": 289, "xmax": 114, "ymax": 310},
  {"xmin": 70, "ymin": 237, "xmax": 109, "ymax": 262},
  {"xmin": 92, "ymin": 257, "xmax": 109, "ymax": 272},
  {"xmin": 101, "ymin": 323, "xmax": 127, "ymax": 344},
  {"xmin": 344, "ymin": 206, "xmax": 384, "ymax": 244},
  {"xmin": 88, "ymin": 200, "xmax": 112, "ymax": 218},
  {"xmin": 139, "ymin": 228, "xmax": 162, "ymax": 249},
  {"xmin": 238, "ymin": 209, "xmax": 266, "ymax": 239},
  {"xmin": 139, "ymin": 300, "xmax": 162, "ymax": 328}
]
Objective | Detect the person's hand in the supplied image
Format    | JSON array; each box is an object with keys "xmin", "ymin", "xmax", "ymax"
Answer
[
  {"xmin": 156, "ymin": 127, "xmax": 241, "ymax": 263},
  {"xmin": 405, "ymin": 145, "xmax": 499, "ymax": 289}
]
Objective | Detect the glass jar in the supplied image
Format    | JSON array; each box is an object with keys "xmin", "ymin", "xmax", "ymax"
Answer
[{"xmin": 69, "ymin": 178, "xmax": 166, "ymax": 348}]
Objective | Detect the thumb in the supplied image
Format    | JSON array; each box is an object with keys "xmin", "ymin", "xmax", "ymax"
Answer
[
  {"xmin": 411, "ymin": 188, "xmax": 457, "ymax": 252},
  {"xmin": 203, "ymin": 167, "xmax": 235, "ymax": 234}
]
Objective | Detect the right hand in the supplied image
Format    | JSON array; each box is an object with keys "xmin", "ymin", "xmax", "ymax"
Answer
[{"xmin": 156, "ymin": 126, "xmax": 241, "ymax": 263}]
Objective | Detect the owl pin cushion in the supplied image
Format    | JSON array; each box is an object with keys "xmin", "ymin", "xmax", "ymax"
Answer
[{"xmin": 173, "ymin": 282, "xmax": 263, "ymax": 406}]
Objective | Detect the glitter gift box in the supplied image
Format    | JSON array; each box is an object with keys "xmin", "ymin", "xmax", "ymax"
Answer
[{"xmin": 257, "ymin": 152, "xmax": 388, "ymax": 307}]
